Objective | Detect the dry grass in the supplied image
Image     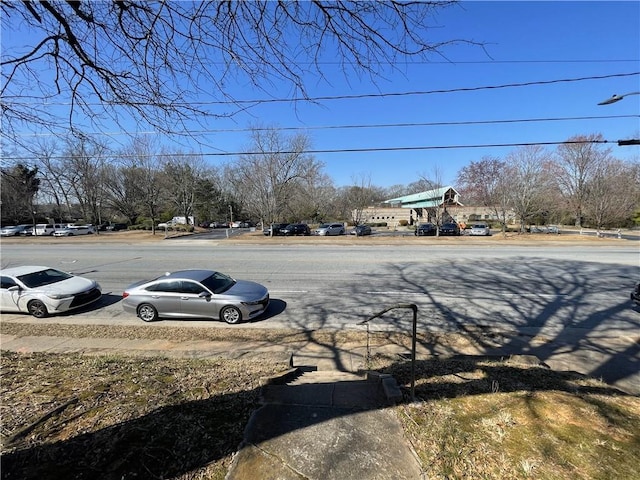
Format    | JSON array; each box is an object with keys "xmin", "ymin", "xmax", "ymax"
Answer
[
  {"xmin": 2, "ymin": 321, "xmax": 639, "ymax": 479},
  {"xmin": 1, "ymin": 351, "xmax": 287, "ymax": 480},
  {"xmin": 374, "ymin": 356, "xmax": 640, "ymax": 480}
]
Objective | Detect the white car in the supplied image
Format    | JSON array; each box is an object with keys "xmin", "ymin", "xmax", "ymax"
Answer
[
  {"xmin": 0, "ymin": 224, "xmax": 31, "ymax": 237},
  {"xmin": 53, "ymin": 225, "xmax": 95, "ymax": 236},
  {"xmin": 0, "ymin": 266, "xmax": 102, "ymax": 318},
  {"xmin": 469, "ymin": 223, "xmax": 491, "ymax": 236},
  {"xmin": 313, "ymin": 222, "xmax": 345, "ymax": 236}
]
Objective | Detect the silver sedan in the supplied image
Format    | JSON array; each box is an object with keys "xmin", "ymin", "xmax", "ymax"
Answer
[{"xmin": 121, "ymin": 269, "xmax": 269, "ymax": 324}]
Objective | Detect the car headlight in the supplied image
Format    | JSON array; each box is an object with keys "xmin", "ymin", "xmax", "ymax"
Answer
[{"xmin": 47, "ymin": 293, "xmax": 74, "ymax": 300}]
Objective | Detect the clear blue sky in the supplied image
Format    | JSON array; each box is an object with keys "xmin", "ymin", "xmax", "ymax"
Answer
[
  {"xmin": 4, "ymin": 1, "xmax": 640, "ymax": 188},
  {"xmin": 203, "ymin": 0, "xmax": 640, "ymax": 188}
]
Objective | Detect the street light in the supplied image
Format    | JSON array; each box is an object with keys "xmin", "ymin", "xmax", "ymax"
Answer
[{"xmin": 597, "ymin": 91, "xmax": 640, "ymax": 105}]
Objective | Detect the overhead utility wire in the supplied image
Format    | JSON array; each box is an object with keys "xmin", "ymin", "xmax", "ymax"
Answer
[
  {"xmin": 153, "ymin": 72, "xmax": 640, "ymax": 106},
  {"xmin": 28, "ymin": 72, "xmax": 637, "ymax": 107},
  {"xmin": 16, "ymin": 114, "xmax": 638, "ymax": 137},
  {"xmin": 7, "ymin": 139, "xmax": 634, "ymax": 161}
]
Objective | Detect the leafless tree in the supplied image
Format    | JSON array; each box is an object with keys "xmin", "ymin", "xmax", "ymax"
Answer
[
  {"xmin": 162, "ymin": 153, "xmax": 208, "ymax": 229},
  {"xmin": 60, "ymin": 136, "xmax": 110, "ymax": 224},
  {"xmin": 1, "ymin": 1, "xmax": 469, "ymax": 148},
  {"xmin": 225, "ymin": 127, "xmax": 322, "ymax": 228},
  {"xmin": 584, "ymin": 158, "xmax": 639, "ymax": 229},
  {"xmin": 456, "ymin": 156, "xmax": 511, "ymax": 233},
  {"xmin": 553, "ymin": 134, "xmax": 611, "ymax": 228},
  {"xmin": 506, "ymin": 145, "xmax": 553, "ymax": 232},
  {"xmin": 348, "ymin": 174, "xmax": 379, "ymax": 226}
]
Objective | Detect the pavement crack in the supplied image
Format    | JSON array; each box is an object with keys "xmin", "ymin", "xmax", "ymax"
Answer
[{"xmin": 251, "ymin": 442, "xmax": 309, "ymax": 479}]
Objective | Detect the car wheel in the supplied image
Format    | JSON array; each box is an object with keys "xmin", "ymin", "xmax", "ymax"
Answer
[
  {"xmin": 28, "ymin": 300, "xmax": 48, "ymax": 318},
  {"xmin": 221, "ymin": 305, "xmax": 242, "ymax": 324},
  {"xmin": 137, "ymin": 303, "xmax": 159, "ymax": 322}
]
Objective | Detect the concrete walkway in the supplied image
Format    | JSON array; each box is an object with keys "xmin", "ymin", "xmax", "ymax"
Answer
[{"xmin": 2, "ymin": 327, "xmax": 638, "ymax": 479}]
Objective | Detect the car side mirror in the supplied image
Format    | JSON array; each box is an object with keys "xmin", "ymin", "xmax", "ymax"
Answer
[
  {"xmin": 199, "ymin": 291, "xmax": 212, "ymax": 298},
  {"xmin": 7, "ymin": 285, "xmax": 20, "ymax": 292}
]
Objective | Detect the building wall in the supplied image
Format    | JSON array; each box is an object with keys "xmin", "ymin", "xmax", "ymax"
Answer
[{"xmin": 357, "ymin": 205, "xmax": 516, "ymax": 225}]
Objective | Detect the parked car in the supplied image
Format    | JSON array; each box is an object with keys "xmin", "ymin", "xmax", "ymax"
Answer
[
  {"xmin": 0, "ymin": 224, "xmax": 31, "ymax": 237},
  {"xmin": 350, "ymin": 225, "xmax": 372, "ymax": 236},
  {"xmin": 415, "ymin": 223, "xmax": 437, "ymax": 236},
  {"xmin": 19, "ymin": 226, "xmax": 34, "ymax": 236},
  {"xmin": 53, "ymin": 225, "xmax": 95, "ymax": 236},
  {"xmin": 469, "ymin": 223, "xmax": 491, "ymax": 236},
  {"xmin": 314, "ymin": 222, "xmax": 345, "ymax": 236},
  {"xmin": 106, "ymin": 223, "xmax": 128, "ymax": 231},
  {"xmin": 122, "ymin": 269, "xmax": 269, "ymax": 324},
  {"xmin": 0, "ymin": 265, "xmax": 101, "ymax": 318},
  {"xmin": 631, "ymin": 283, "xmax": 640, "ymax": 307},
  {"xmin": 263, "ymin": 223, "xmax": 289, "ymax": 236},
  {"xmin": 281, "ymin": 223, "xmax": 311, "ymax": 236},
  {"xmin": 439, "ymin": 223, "xmax": 461, "ymax": 236},
  {"xmin": 34, "ymin": 223, "xmax": 67, "ymax": 236}
]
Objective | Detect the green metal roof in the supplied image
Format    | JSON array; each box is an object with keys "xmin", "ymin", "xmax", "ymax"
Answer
[{"xmin": 383, "ymin": 186, "xmax": 461, "ymax": 209}]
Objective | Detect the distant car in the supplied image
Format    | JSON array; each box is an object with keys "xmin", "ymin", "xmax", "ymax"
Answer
[
  {"xmin": 314, "ymin": 222, "xmax": 345, "ymax": 236},
  {"xmin": 122, "ymin": 269, "xmax": 269, "ymax": 324},
  {"xmin": 0, "ymin": 224, "xmax": 31, "ymax": 237},
  {"xmin": 631, "ymin": 283, "xmax": 640, "ymax": 307},
  {"xmin": 106, "ymin": 223, "xmax": 127, "ymax": 231},
  {"xmin": 281, "ymin": 223, "xmax": 311, "ymax": 236},
  {"xmin": 350, "ymin": 225, "xmax": 372, "ymax": 236},
  {"xmin": 53, "ymin": 225, "xmax": 95, "ymax": 236},
  {"xmin": 19, "ymin": 226, "xmax": 34, "ymax": 236},
  {"xmin": 469, "ymin": 223, "xmax": 491, "ymax": 236},
  {"xmin": 0, "ymin": 265, "xmax": 101, "ymax": 318},
  {"xmin": 263, "ymin": 223, "xmax": 289, "ymax": 236},
  {"xmin": 439, "ymin": 223, "xmax": 461, "ymax": 236},
  {"xmin": 34, "ymin": 223, "xmax": 67, "ymax": 236},
  {"xmin": 415, "ymin": 223, "xmax": 437, "ymax": 236}
]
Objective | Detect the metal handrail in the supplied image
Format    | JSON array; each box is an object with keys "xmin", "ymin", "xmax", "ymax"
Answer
[{"xmin": 358, "ymin": 303, "xmax": 418, "ymax": 401}]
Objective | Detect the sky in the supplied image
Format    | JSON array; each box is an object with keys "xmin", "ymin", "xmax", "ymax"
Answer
[{"xmin": 3, "ymin": 1, "xmax": 640, "ymax": 188}]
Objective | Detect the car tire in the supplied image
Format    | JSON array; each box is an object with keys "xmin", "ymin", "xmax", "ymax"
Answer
[
  {"xmin": 28, "ymin": 300, "xmax": 48, "ymax": 318},
  {"xmin": 221, "ymin": 305, "xmax": 242, "ymax": 324},
  {"xmin": 137, "ymin": 303, "xmax": 159, "ymax": 322}
]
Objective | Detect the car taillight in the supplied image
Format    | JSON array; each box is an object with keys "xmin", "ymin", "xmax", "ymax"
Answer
[{"xmin": 122, "ymin": 292, "xmax": 129, "ymax": 298}]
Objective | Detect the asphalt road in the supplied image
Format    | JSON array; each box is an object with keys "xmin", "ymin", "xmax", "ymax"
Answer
[{"xmin": 1, "ymin": 240, "xmax": 637, "ymax": 333}]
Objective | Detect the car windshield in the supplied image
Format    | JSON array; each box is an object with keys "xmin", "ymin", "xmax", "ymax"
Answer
[
  {"xmin": 201, "ymin": 271, "xmax": 236, "ymax": 294},
  {"xmin": 473, "ymin": 224, "xmax": 486, "ymax": 228},
  {"xmin": 18, "ymin": 268, "xmax": 73, "ymax": 288}
]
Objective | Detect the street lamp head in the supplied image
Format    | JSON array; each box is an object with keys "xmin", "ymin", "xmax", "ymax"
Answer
[
  {"xmin": 598, "ymin": 91, "xmax": 640, "ymax": 106},
  {"xmin": 598, "ymin": 94, "xmax": 623, "ymax": 106}
]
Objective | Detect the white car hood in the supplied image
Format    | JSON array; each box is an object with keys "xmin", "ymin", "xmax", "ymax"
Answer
[{"xmin": 32, "ymin": 276, "xmax": 98, "ymax": 295}]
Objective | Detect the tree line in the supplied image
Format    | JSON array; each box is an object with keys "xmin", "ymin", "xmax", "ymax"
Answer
[{"xmin": 1, "ymin": 130, "xmax": 638, "ymax": 232}]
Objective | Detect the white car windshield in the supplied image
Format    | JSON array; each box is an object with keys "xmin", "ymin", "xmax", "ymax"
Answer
[{"xmin": 18, "ymin": 269, "xmax": 73, "ymax": 288}]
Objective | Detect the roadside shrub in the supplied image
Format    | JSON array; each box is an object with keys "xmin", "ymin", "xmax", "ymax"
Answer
[{"xmin": 398, "ymin": 219, "xmax": 408, "ymax": 227}]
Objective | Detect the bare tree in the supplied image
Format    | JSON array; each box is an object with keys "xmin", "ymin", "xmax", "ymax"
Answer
[
  {"xmin": 60, "ymin": 136, "xmax": 110, "ymax": 224},
  {"xmin": 584, "ymin": 158, "xmax": 639, "ymax": 229},
  {"xmin": 506, "ymin": 145, "xmax": 552, "ymax": 232},
  {"xmin": 553, "ymin": 134, "xmax": 611, "ymax": 228},
  {"xmin": 162, "ymin": 153, "xmax": 208, "ymax": 229},
  {"xmin": 1, "ymin": 1, "xmax": 469, "ymax": 148},
  {"xmin": 456, "ymin": 156, "xmax": 511, "ymax": 233},
  {"xmin": 226, "ymin": 127, "xmax": 322, "ymax": 228}
]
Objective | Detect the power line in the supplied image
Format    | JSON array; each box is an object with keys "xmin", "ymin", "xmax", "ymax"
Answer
[
  {"xmin": 5, "ymin": 139, "xmax": 634, "ymax": 162},
  {"xmin": 12, "ymin": 72, "xmax": 639, "ymax": 107},
  {"xmin": 13, "ymin": 114, "xmax": 639, "ymax": 137}
]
